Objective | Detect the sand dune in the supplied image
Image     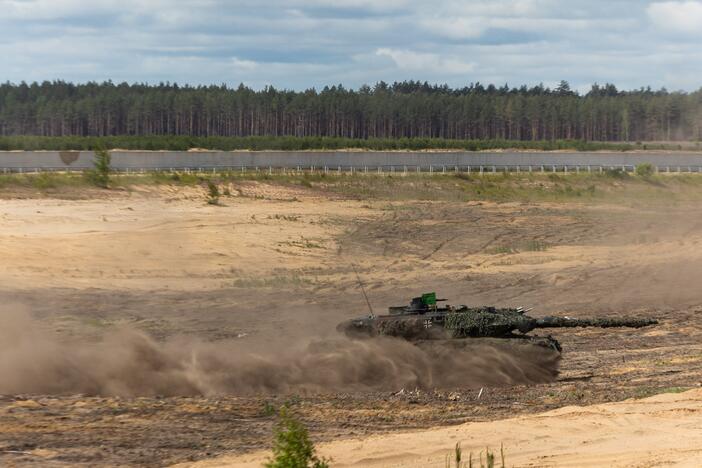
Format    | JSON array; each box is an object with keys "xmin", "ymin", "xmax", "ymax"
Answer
[{"xmin": 183, "ymin": 389, "xmax": 702, "ymax": 468}]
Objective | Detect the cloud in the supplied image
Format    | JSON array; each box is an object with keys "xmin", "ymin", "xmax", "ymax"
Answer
[
  {"xmin": 376, "ymin": 48, "xmax": 475, "ymax": 74},
  {"xmin": 647, "ymin": 1, "xmax": 702, "ymax": 34},
  {"xmin": 0, "ymin": 0, "xmax": 700, "ymax": 91}
]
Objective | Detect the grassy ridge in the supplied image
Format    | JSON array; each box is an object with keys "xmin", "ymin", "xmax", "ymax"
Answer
[
  {"xmin": 3, "ymin": 170, "xmax": 702, "ymax": 205},
  {"xmin": 0, "ymin": 135, "xmax": 694, "ymax": 152}
]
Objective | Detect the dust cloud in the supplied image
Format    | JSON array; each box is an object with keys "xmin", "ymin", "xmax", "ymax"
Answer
[{"xmin": 0, "ymin": 309, "xmax": 559, "ymax": 397}]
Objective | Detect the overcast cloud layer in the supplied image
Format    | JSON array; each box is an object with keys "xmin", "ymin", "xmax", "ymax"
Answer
[{"xmin": 1, "ymin": 0, "xmax": 700, "ymax": 91}]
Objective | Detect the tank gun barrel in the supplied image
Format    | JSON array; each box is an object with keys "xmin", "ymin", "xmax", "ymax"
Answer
[{"xmin": 535, "ymin": 316, "xmax": 658, "ymax": 329}]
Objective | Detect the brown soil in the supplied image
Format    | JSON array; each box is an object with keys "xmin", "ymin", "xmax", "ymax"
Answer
[{"xmin": 1, "ymin": 180, "xmax": 701, "ymax": 466}]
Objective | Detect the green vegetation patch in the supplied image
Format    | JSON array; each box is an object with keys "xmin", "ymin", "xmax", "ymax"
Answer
[
  {"xmin": 0, "ymin": 135, "xmax": 647, "ymax": 152},
  {"xmin": 265, "ymin": 407, "xmax": 329, "ymax": 468},
  {"xmin": 632, "ymin": 386, "xmax": 691, "ymax": 399},
  {"xmin": 4, "ymin": 170, "xmax": 702, "ymax": 206}
]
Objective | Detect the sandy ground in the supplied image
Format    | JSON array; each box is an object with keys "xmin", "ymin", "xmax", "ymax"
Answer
[
  {"xmin": 1, "ymin": 179, "xmax": 702, "ymax": 466},
  {"xmin": 186, "ymin": 389, "xmax": 702, "ymax": 468}
]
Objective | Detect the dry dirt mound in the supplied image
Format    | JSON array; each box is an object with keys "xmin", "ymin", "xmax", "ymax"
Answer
[{"xmin": 182, "ymin": 389, "xmax": 702, "ymax": 468}]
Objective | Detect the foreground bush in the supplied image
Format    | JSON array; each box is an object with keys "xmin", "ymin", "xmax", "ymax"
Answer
[
  {"xmin": 635, "ymin": 163, "xmax": 654, "ymax": 177},
  {"xmin": 265, "ymin": 408, "xmax": 329, "ymax": 468}
]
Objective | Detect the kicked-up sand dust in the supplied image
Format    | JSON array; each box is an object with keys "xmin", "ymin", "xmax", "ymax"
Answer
[{"xmin": 0, "ymin": 308, "xmax": 559, "ymax": 396}]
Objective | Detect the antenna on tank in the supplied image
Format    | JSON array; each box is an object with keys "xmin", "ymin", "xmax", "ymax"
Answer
[{"xmin": 352, "ymin": 264, "xmax": 375, "ymax": 318}]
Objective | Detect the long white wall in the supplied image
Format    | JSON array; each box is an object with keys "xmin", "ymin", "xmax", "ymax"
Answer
[{"xmin": 3, "ymin": 150, "xmax": 702, "ymax": 171}]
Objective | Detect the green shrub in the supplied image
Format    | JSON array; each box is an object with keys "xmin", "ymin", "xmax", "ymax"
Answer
[
  {"xmin": 85, "ymin": 146, "xmax": 111, "ymax": 187},
  {"xmin": 635, "ymin": 163, "xmax": 654, "ymax": 177},
  {"xmin": 265, "ymin": 407, "xmax": 329, "ymax": 468},
  {"xmin": 206, "ymin": 180, "xmax": 220, "ymax": 205}
]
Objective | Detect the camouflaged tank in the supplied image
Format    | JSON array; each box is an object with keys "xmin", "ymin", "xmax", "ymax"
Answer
[{"xmin": 338, "ymin": 292, "xmax": 658, "ymax": 352}]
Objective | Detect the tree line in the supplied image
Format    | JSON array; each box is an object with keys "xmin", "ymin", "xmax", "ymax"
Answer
[{"xmin": 0, "ymin": 80, "xmax": 701, "ymax": 142}]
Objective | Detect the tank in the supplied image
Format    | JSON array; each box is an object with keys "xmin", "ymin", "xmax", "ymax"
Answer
[{"xmin": 338, "ymin": 292, "xmax": 658, "ymax": 352}]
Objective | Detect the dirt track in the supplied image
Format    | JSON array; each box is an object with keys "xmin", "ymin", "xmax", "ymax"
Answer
[{"xmin": 1, "ymin": 178, "xmax": 701, "ymax": 466}]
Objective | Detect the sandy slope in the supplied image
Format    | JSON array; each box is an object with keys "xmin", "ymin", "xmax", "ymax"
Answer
[
  {"xmin": 3, "ymin": 182, "xmax": 702, "ymax": 466},
  {"xmin": 181, "ymin": 389, "xmax": 702, "ymax": 468}
]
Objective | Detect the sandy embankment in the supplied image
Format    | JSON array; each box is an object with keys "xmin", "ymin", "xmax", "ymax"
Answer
[{"xmin": 182, "ymin": 389, "xmax": 702, "ymax": 468}]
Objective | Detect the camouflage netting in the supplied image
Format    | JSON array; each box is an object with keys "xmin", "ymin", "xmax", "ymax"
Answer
[
  {"xmin": 377, "ymin": 318, "xmax": 437, "ymax": 340},
  {"xmin": 444, "ymin": 308, "xmax": 535, "ymax": 338},
  {"xmin": 535, "ymin": 316, "xmax": 658, "ymax": 328}
]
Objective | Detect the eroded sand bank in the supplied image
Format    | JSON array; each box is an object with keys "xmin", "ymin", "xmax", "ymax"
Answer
[{"xmin": 183, "ymin": 389, "xmax": 702, "ymax": 468}]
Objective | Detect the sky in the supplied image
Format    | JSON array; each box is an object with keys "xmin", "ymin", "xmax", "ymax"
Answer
[{"xmin": 1, "ymin": 0, "xmax": 701, "ymax": 92}]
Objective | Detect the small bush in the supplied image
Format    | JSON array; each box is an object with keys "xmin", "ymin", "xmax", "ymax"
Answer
[
  {"xmin": 206, "ymin": 180, "xmax": 220, "ymax": 205},
  {"xmin": 262, "ymin": 401, "xmax": 276, "ymax": 417},
  {"xmin": 635, "ymin": 163, "xmax": 654, "ymax": 177},
  {"xmin": 85, "ymin": 146, "xmax": 111, "ymax": 188},
  {"xmin": 265, "ymin": 407, "xmax": 329, "ymax": 468}
]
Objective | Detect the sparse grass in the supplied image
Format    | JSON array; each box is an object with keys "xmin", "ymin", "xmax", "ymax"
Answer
[
  {"xmin": 269, "ymin": 214, "xmax": 301, "ymax": 222},
  {"xmin": 5, "ymin": 170, "xmax": 702, "ymax": 205},
  {"xmin": 522, "ymin": 240, "xmax": 549, "ymax": 251},
  {"xmin": 632, "ymin": 386, "xmax": 691, "ymax": 399},
  {"xmin": 0, "ymin": 172, "xmax": 91, "ymax": 191},
  {"xmin": 487, "ymin": 246, "xmax": 516, "ymax": 255},
  {"xmin": 445, "ymin": 443, "xmax": 505, "ymax": 468},
  {"xmin": 229, "ymin": 274, "xmax": 315, "ymax": 288},
  {"xmin": 261, "ymin": 401, "xmax": 277, "ymax": 417},
  {"xmin": 487, "ymin": 240, "xmax": 549, "ymax": 255},
  {"xmin": 280, "ymin": 236, "xmax": 324, "ymax": 249}
]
